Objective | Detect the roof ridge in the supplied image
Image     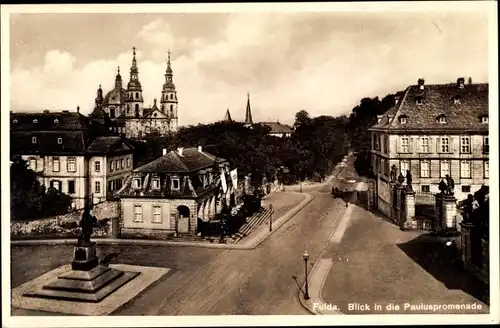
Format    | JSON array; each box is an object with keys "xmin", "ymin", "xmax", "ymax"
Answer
[{"xmin": 388, "ymin": 86, "xmax": 410, "ymax": 127}]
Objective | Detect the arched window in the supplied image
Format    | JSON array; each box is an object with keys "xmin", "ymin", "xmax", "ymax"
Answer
[
  {"xmin": 127, "ymin": 104, "xmax": 130, "ymax": 113},
  {"xmin": 170, "ymin": 94, "xmax": 173, "ymax": 100},
  {"xmin": 170, "ymin": 104, "xmax": 174, "ymax": 112},
  {"xmin": 136, "ymin": 92, "xmax": 139, "ymax": 99}
]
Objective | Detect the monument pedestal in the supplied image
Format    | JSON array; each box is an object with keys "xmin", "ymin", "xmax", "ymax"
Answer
[{"xmin": 24, "ymin": 242, "xmax": 139, "ymax": 303}]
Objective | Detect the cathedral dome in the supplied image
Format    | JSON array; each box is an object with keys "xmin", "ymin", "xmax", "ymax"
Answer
[{"xmin": 103, "ymin": 87, "xmax": 128, "ymax": 105}]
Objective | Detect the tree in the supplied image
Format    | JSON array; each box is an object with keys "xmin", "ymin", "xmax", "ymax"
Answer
[{"xmin": 10, "ymin": 157, "xmax": 72, "ymax": 221}]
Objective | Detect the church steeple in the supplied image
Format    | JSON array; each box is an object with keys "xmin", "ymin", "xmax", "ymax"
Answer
[
  {"xmin": 115, "ymin": 66, "xmax": 122, "ymax": 89},
  {"xmin": 224, "ymin": 108, "xmax": 232, "ymax": 122},
  {"xmin": 160, "ymin": 50, "xmax": 178, "ymax": 132},
  {"xmin": 244, "ymin": 92, "xmax": 253, "ymax": 127},
  {"xmin": 95, "ymin": 84, "xmax": 103, "ymax": 106},
  {"xmin": 126, "ymin": 47, "xmax": 143, "ymax": 117}
]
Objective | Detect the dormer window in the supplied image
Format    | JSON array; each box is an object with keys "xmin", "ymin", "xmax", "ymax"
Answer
[
  {"xmin": 171, "ymin": 177, "xmax": 180, "ymax": 191},
  {"xmin": 399, "ymin": 116, "xmax": 407, "ymax": 125},
  {"xmin": 54, "ymin": 119, "xmax": 59, "ymax": 123},
  {"xmin": 453, "ymin": 96, "xmax": 461, "ymax": 105},
  {"xmin": 437, "ymin": 115, "xmax": 447, "ymax": 124},
  {"xmin": 57, "ymin": 137, "xmax": 62, "ymax": 144},
  {"xmin": 416, "ymin": 98, "xmax": 423, "ymax": 105},
  {"xmin": 33, "ymin": 119, "xmax": 38, "ymax": 123},
  {"xmin": 481, "ymin": 116, "xmax": 489, "ymax": 124},
  {"xmin": 32, "ymin": 136, "xmax": 37, "ymax": 144},
  {"xmin": 132, "ymin": 178, "xmax": 141, "ymax": 189},
  {"xmin": 13, "ymin": 119, "xmax": 18, "ymax": 124},
  {"xmin": 151, "ymin": 178, "xmax": 160, "ymax": 189}
]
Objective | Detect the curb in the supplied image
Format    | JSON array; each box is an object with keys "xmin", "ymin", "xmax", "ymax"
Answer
[{"xmin": 11, "ymin": 192, "xmax": 314, "ymax": 251}]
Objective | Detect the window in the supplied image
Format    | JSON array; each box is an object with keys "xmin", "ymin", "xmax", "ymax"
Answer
[
  {"xmin": 421, "ymin": 185, "xmax": 430, "ymax": 193},
  {"xmin": 461, "ymin": 161, "xmax": 471, "ymax": 178},
  {"xmin": 133, "ymin": 178, "xmax": 141, "ymax": 188},
  {"xmin": 420, "ymin": 161, "xmax": 430, "ymax": 178},
  {"xmin": 171, "ymin": 177, "xmax": 180, "ymax": 190},
  {"xmin": 481, "ymin": 116, "xmax": 488, "ymax": 124},
  {"xmin": 121, "ymin": 159, "xmax": 124, "ymax": 169},
  {"xmin": 152, "ymin": 179, "xmax": 160, "ymax": 189},
  {"xmin": 460, "ymin": 137, "xmax": 470, "ymax": 153},
  {"xmin": 421, "ymin": 137, "xmax": 429, "ymax": 153},
  {"xmin": 110, "ymin": 161, "xmax": 114, "ymax": 172},
  {"xmin": 54, "ymin": 119, "xmax": 59, "ymax": 123},
  {"xmin": 462, "ymin": 186, "xmax": 471, "ymax": 193},
  {"xmin": 416, "ymin": 98, "xmax": 423, "ymax": 105},
  {"xmin": 384, "ymin": 136, "xmax": 389, "ymax": 154},
  {"xmin": 401, "ymin": 137, "xmax": 409, "ymax": 153},
  {"xmin": 95, "ymin": 161, "xmax": 101, "ymax": 172},
  {"xmin": 400, "ymin": 116, "xmax": 407, "ymax": 124},
  {"xmin": 110, "ymin": 180, "xmax": 115, "ymax": 191},
  {"xmin": 440, "ymin": 137, "xmax": 449, "ymax": 153},
  {"xmin": 67, "ymin": 157, "xmax": 76, "ymax": 172},
  {"xmin": 52, "ymin": 157, "xmax": 60, "ymax": 172},
  {"xmin": 32, "ymin": 136, "xmax": 37, "ymax": 144},
  {"xmin": 13, "ymin": 119, "xmax": 18, "ymax": 123},
  {"xmin": 115, "ymin": 160, "xmax": 120, "ymax": 170},
  {"xmin": 440, "ymin": 160, "xmax": 450, "ymax": 177},
  {"xmin": 57, "ymin": 137, "xmax": 62, "ymax": 144},
  {"xmin": 33, "ymin": 119, "xmax": 38, "ymax": 123},
  {"xmin": 68, "ymin": 180, "xmax": 75, "ymax": 194},
  {"xmin": 127, "ymin": 158, "xmax": 130, "ymax": 168},
  {"xmin": 170, "ymin": 104, "xmax": 174, "ymax": 112},
  {"xmin": 484, "ymin": 161, "xmax": 489, "ymax": 178},
  {"xmin": 374, "ymin": 134, "xmax": 380, "ymax": 150},
  {"xmin": 136, "ymin": 92, "xmax": 139, "ymax": 99},
  {"xmin": 483, "ymin": 136, "xmax": 489, "ymax": 154},
  {"xmin": 29, "ymin": 158, "xmax": 37, "ymax": 171},
  {"xmin": 170, "ymin": 94, "xmax": 173, "ymax": 100},
  {"xmin": 152, "ymin": 205, "xmax": 162, "ymax": 223},
  {"xmin": 439, "ymin": 116, "xmax": 447, "ymax": 124},
  {"xmin": 400, "ymin": 161, "xmax": 410, "ymax": 177},
  {"xmin": 134, "ymin": 205, "xmax": 143, "ymax": 222},
  {"xmin": 51, "ymin": 180, "xmax": 61, "ymax": 192},
  {"xmin": 95, "ymin": 181, "xmax": 101, "ymax": 193}
]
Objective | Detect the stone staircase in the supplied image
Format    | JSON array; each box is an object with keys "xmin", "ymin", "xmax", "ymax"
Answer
[{"xmin": 232, "ymin": 207, "xmax": 272, "ymax": 243}]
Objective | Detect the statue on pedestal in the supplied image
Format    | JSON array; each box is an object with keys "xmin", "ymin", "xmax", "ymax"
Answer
[
  {"xmin": 390, "ymin": 165, "xmax": 398, "ymax": 182},
  {"xmin": 406, "ymin": 170, "xmax": 413, "ymax": 191},
  {"xmin": 397, "ymin": 172, "xmax": 405, "ymax": 185},
  {"xmin": 78, "ymin": 205, "xmax": 97, "ymax": 246},
  {"xmin": 438, "ymin": 179, "xmax": 447, "ymax": 194},
  {"xmin": 445, "ymin": 174, "xmax": 455, "ymax": 196}
]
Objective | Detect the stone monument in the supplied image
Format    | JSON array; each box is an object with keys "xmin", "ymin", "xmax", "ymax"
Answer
[{"xmin": 24, "ymin": 206, "xmax": 140, "ymax": 302}]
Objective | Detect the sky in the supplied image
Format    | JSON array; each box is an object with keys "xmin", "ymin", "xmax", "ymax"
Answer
[{"xmin": 8, "ymin": 6, "xmax": 491, "ymax": 126}]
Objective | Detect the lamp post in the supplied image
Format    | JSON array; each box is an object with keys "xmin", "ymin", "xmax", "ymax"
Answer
[
  {"xmin": 269, "ymin": 204, "xmax": 273, "ymax": 231},
  {"xmin": 303, "ymin": 250, "xmax": 310, "ymax": 300}
]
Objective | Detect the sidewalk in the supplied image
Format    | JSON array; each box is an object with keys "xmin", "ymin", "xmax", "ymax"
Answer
[
  {"xmin": 302, "ymin": 203, "xmax": 490, "ymax": 315},
  {"xmin": 11, "ymin": 191, "xmax": 312, "ymax": 251}
]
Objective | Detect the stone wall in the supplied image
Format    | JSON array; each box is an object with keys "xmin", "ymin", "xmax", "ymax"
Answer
[{"xmin": 11, "ymin": 200, "xmax": 119, "ymax": 238}]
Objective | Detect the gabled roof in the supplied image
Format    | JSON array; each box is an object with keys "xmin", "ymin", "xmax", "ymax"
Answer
[
  {"xmin": 134, "ymin": 147, "xmax": 226, "ymax": 173},
  {"xmin": 370, "ymin": 80, "xmax": 488, "ymax": 133},
  {"xmin": 260, "ymin": 121, "xmax": 293, "ymax": 134},
  {"xmin": 86, "ymin": 136, "xmax": 134, "ymax": 155}
]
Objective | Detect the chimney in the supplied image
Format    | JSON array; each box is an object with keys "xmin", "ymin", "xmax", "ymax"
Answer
[
  {"xmin": 43, "ymin": 110, "xmax": 50, "ymax": 114},
  {"xmin": 457, "ymin": 77, "xmax": 465, "ymax": 89},
  {"xmin": 198, "ymin": 145, "xmax": 202, "ymax": 153},
  {"xmin": 62, "ymin": 110, "xmax": 69, "ymax": 114},
  {"xmin": 377, "ymin": 115, "xmax": 383, "ymax": 123},
  {"xmin": 177, "ymin": 147, "xmax": 184, "ymax": 156},
  {"xmin": 77, "ymin": 106, "xmax": 80, "ymax": 113},
  {"xmin": 394, "ymin": 95, "xmax": 401, "ymax": 105},
  {"xmin": 162, "ymin": 148, "xmax": 168, "ymax": 156},
  {"xmin": 418, "ymin": 78, "xmax": 425, "ymax": 90},
  {"xmin": 468, "ymin": 77, "xmax": 472, "ymax": 84}
]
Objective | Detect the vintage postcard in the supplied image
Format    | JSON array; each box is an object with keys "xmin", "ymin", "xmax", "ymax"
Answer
[{"xmin": 2, "ymin": 2, "xmax": 498, "ymax": 327}]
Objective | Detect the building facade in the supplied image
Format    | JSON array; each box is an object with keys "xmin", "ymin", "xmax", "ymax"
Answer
[
  {"xmin": 90, "ymin": 48, "xmax": 179, "ymax": 139},
  {"xmin": 10, "ymin": 110, "xmax": 135, "ymax": 209},
  {"xmin": 369, "ymin": 78, "xmax": 489, "ymax": 216},
  {"xmin": 117, "ymin": 146, "xmax": 237, "ymax": 236}
]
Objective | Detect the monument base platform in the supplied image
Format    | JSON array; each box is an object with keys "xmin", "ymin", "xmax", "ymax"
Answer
[{"xmin": 23, "ymin": 265, "xmax": 140, "ymax": 302}]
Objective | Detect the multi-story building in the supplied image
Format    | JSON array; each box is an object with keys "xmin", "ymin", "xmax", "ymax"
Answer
[
  {"xmin": 116, "ymin": 146, "xmax": 237, "ymax": 236},
  {"xmin": 10, "ymin": 110, "xmax": 135, "ymax": 209},
  {"xmin": 90, "ymin": 48, "xmax": 179, "ymax": 139},
  {"xmin": 369, "ymin": 78, "xmax": 489, "ymax": 216}
]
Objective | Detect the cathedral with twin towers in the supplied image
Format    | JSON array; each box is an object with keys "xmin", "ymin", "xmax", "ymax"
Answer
[{"xmin": 90, "ymin": 47, "xmax": 179, "ymax": 138}]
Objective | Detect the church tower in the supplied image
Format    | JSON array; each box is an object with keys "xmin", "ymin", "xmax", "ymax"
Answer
[
  {"xmin": 244, "ymin": 92, "xmax": 253, "ymax": 128},
  {"xmin": 95, "ymin": 84, "xmax": 103, "ymax": 108},
  {"xmin": 126, "ymin": 47, "xmax": 144, "ymax": 118},
  {"xmin": 160, "ymin": 51, "xmax": 178, "ymax": 132}
]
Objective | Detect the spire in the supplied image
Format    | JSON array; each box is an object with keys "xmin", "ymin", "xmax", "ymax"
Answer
[
  {"xmin": 224, "ymin": 108, "xmax": 232, "ymax": 122},
  {"xmin": 131, "ymin": 46, "xmax": 138, "ymax": 72},
  {"xmin": 95, "ymin": 84, "xmax": 103, "ymax": 105},
  {"xmin": 127, "ymin": 46, "xmax": 142, "ymax": 91},
  {"xmin": 115, "ymin": 66, "xmax": 122, "ymax": 88},
  {"xmin": 165, "ymin": 50, "xmax": 173, "ymax": 76},
  {"xmin": 245, "ymin": 92, "xmax": 253, "ymax": 125}
]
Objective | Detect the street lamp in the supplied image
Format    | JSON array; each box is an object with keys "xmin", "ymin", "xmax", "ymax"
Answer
[{"xmin": 303, "ymin": 250, "xmax": 310, "ymax": 300}]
